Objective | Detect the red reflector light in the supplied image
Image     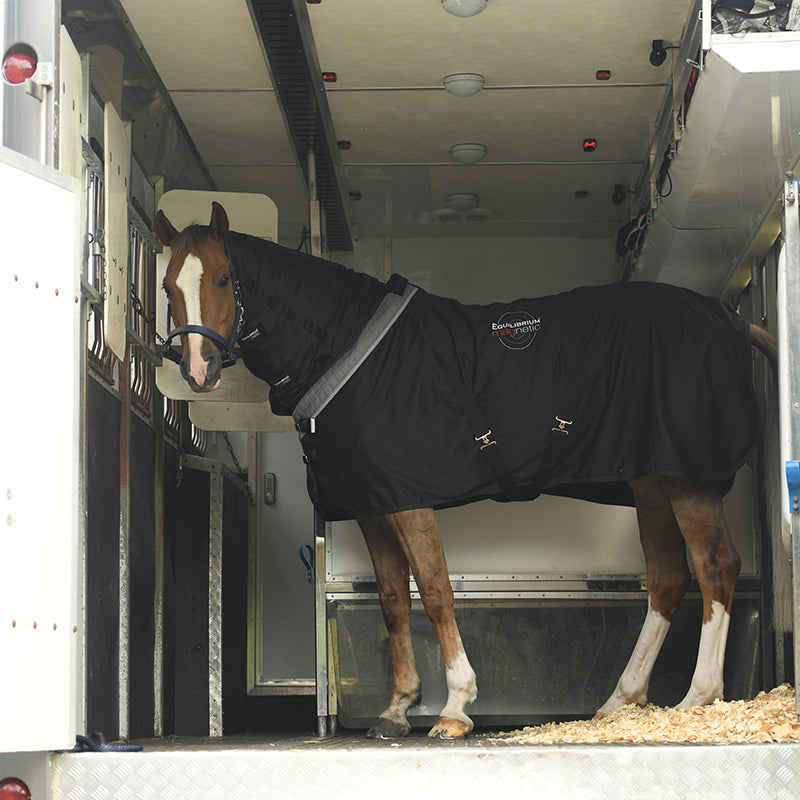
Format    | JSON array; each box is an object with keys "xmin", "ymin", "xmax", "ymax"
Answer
[
  {"xmin": 337, "ymin": 140, "xmax": 351, "ymax": 150},
  {"xmin": 0, "ymin": 777, "xmax": 32, "ymax": 800},
  {"xmin": 321, "ymin": 72, "xmax": 337, "ymax": 83},
  {"xmin": 349, "ymin": 191, "xmax": 361, "ymax": 201},
  {"xmin": 583, "ymin": 138, "xmax": 597, "ymax": 152},
  {"xmin": 2, "ymin": 45, "xmax": 38, "ymax": 85},
  {"xmin": 575, "ymin": 190, "xmax": 588, "ymax": 199},
  {"xmin": 596, "ymin": 69, "xmax": 611, "ymax": 80}
]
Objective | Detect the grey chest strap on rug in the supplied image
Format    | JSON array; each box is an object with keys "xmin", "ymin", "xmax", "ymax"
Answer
[{"xmin": 294, "ymin": 278, "xmax": 419, "ymax": 430}]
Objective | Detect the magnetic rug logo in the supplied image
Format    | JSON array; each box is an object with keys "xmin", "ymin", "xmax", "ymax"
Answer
[{"xmin": 491, "ymin": 311, "xmax": 541, "ymax": 350}]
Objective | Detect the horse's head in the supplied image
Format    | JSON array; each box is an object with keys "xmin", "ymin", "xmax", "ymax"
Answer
[{"xmin": 155, "ymin": 201, "xmax": 242, "ymax": 393}]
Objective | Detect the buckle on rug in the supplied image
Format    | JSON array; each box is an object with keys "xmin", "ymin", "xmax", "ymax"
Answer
[
  {"xmin": 552, "ymin": 417, "xmax": 573, "ymax": 436},
  {"xmin": 475, "ymin": 430, "xmax": 497, "ymax": 450}
]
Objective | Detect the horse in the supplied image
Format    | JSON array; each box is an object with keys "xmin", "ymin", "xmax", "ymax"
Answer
[{"xmin": 156, "ymin": 201, "xmax": 777, "ymax": 739}]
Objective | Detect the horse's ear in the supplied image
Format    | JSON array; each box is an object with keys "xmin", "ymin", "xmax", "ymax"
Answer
[
  {"xmin": 155, "ymin": 210, "xmax": 179, "ymax": 247},
  {"xmin": 210, "ymin": 201, "xmax": 229, "ymax": 241}
]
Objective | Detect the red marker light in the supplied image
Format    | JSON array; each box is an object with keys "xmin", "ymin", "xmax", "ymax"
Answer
[
  {"xmin": 349, "ymin": 191, "xmax": 361, "ymax": 201},
  {"xmin": 0, "ymin": 777, "xmax": 32, "ymax": 800},
  {"xmin": 596, "ymin": 69, "xmax": 611, "ymax": 81},
  {"xmin": 321, "ymin": 72, "xmax": 337, "ymax": 83},
  {"xmin": 337, "ymin": 140, "xmax": 352, "ymax": 150},
  {"xmin": 583, "ymin": 138, "xmax": 597, "ymax": 152},
  {"xmin": 2, "ymin": 45, "xmax": 38, "ymax": 85},
  {"xmin": 575, "ymin": 190, "xmax": 588, "ymax": 199}
]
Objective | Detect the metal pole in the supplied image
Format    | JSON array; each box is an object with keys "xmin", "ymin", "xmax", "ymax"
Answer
[
  {"xmin": 118, "ymin": 342, "xmax": 131, "ymax": 740},
  {"xmin": 308, "ymin": 150, "xmax": 323, "ymax": 258},
  {"xmin": 153, "ymin": 386, "xmax": 165, "ymax": 736},
  {"xmin": 314, "ymin": 510, "xmax": 330, "ymax": 737},
  {"xmin": 246, "ymin": 432, "xmax": 262, "ymax": 693},
  {"xmin": 208, "ymin": 468, "xmax": 224, "ymax": 737},
  {"xmin": 308, "ymin": 146, "xmax": 330, "ymax": 735},
  {"xmin": 75, "ymin": 52, "xmax": 91, "ymax": 740}
]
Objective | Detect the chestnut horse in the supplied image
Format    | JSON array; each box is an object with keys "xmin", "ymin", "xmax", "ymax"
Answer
[{"xmin": 156, "ymin": 202, "xmax": 776, "ymax": 739}]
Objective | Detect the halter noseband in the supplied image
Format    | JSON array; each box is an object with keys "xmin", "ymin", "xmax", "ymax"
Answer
[{"xmin": 161, "ymin": 241, "xmax": 245, "ymax": 369}]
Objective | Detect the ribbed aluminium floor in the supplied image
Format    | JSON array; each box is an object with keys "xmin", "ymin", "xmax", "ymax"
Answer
[{"xmin": 50, "ymin": 731, "xmax": 800, "ymax": 800}]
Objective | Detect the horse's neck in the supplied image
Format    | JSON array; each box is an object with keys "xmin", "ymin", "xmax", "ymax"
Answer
[{"xmin": 229, "ymin": 231, "xmax": 387, "ymax": 413}]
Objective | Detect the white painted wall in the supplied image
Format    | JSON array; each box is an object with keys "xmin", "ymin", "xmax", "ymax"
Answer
[{"xmin": 340, "ymin": 235, "xmax": 619, "ymax": 301}]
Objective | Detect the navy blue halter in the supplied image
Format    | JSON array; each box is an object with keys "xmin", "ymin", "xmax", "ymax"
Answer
[{"xmin": 161, "ymin": 241, "xmax": 245, "ymax": 368}]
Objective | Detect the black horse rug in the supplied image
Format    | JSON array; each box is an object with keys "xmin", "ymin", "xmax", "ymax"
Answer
[{"xmin": 229, "ymin": 233, "xmax": 758, "ymax": 522}]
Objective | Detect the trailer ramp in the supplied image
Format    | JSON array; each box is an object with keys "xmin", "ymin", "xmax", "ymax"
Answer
[{"xmin": 52, "ymin": 734, "xmax": 800, "ymax": 800}]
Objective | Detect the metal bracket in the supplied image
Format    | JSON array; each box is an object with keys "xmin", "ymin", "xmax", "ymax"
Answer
[
  {"xmin": 788, "ymin": 461, "xmax": 800, "ymax": 513},
  {"xmin": 24, "ymin": 61, "xmax": 54, "ymax": 101}
]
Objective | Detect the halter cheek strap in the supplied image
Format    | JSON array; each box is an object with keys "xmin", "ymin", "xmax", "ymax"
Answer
[{"xmin": 161, "ymin": 241, "xmax": 245, "ymax": 368}]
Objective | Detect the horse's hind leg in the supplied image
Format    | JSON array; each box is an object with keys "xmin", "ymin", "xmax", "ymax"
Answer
[
  {"xmin": 664, "ymin": 476, "xmax": 741, "ymax": 708},
  {"xmin": 385, "ymin": 508, "xmax": 477, "ymax": 739},
  {"xmin": 358, "ymin": 514, "xmax": 421, "ymax": 738},
  {"xmin": 597, "ymin": 476, "xmax": 691, "ymax": 716}
]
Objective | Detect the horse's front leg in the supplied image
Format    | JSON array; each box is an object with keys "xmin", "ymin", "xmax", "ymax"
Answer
[
  {"xmin": 385, "ymin": 508, "xmax": 477, "ymax": 739},
  {"xmin": 358, "ymin": 514, "xmax": 421, "ymax": 738}
]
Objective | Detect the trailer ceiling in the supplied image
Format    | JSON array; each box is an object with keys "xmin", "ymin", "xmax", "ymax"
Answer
[{"xmin": 111, "ymin": 0, "xmax": 697, "ymax": 251}]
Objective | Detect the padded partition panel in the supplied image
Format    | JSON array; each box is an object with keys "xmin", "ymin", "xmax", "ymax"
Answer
[
  {"xmin": 172, "ymin": 466, "xmax": 211, "ymax": 735},
  {"xmin": 86, "ymin": 378, "xmax": 121, "ymax": 738},
  {"xmin": 171, "ymin": 462, "xmax": 249, "ymax": 735},
  {"xmin": 129, "ymin": 415, "xmax": 156, "ymax": 738},
  {"xmin": 162, "ymin": 443, "xmax": 179, "ymax": 735},
  {"xmin": 103, "ymin": 101, "xmax": 130, "ymax": 360},
  {"xmin": 155, "ymin": 190, "xmax": 293, "ymax": 432}
]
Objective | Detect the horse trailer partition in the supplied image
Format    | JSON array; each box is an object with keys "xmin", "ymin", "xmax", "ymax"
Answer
[{"xmin": 6, "ymin": 0, "xmax": 800, "ymax": 796}]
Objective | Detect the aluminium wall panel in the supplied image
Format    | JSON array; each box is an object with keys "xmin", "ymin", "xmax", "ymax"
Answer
[{"xmin": 0, "ymin": 147, "xmax": 81, "ymax": 752}]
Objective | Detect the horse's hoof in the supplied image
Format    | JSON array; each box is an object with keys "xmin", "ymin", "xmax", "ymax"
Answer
[
  {"xmin": 366, "ymin": 717, "xmax": 410, "ymax": 739},
  {"xmin": 427, "ymin": 716, "xmax": 471, "ymax": 739}
]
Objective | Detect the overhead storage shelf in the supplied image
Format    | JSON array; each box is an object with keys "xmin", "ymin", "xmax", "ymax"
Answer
[{"xmin": 633, "ymin": 32, "xmax": 800, "ymax": 296}]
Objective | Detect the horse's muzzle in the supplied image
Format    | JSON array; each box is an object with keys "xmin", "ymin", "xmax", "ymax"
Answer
[{"xmin": 180, "ymin": 349, "xmax": 222, "ymax": 392}]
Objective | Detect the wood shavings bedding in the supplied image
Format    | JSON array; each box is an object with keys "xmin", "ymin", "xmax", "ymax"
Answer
[{"xmin": 489, "ymin": 685, "xmax": 800, "ymax": 744}]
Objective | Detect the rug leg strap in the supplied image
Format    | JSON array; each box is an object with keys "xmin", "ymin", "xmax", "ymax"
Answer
[{"xmin": 441, "ymin": 380, "xmax": 528, "ymax": 501}]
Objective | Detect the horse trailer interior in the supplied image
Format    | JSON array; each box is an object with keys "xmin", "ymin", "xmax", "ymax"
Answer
[{"xmin": 3, "ymin": 0, "xmax": 800, "ymax": 797}]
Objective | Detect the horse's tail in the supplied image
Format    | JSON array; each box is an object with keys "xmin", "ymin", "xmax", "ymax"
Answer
[{"xmin": 749, "ymin": 323, "xmax": 777, "ymax": 364}]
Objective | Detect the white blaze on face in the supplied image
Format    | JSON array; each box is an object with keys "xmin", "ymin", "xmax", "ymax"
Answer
[{"xmin": 175, "ymin": 253, "xmax": 208, "ymax": 386}]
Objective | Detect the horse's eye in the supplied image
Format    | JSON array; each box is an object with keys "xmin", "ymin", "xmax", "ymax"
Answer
[{"xmin": 219, "ymin": 274, "xmax": 230, "ymax": 289}]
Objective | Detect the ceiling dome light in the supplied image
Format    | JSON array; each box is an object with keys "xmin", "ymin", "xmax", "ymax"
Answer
[
  {"xmin": 431, "ymin": 204, "xmax": 492, "ymax": 222},
  {"xmin": 446, "ymin": 192, "xmax": 479, "ymax": 212},
  {"xmin": 443, "ymin": 73, "xmax": 485, "ymax": 97},
  {"xmin": 442, "ymin": 0, "xmax": 487, "ymax": 18},
  {"xmin": 450, "ymin": 143, "xmax": 487, "ymax": 164}
]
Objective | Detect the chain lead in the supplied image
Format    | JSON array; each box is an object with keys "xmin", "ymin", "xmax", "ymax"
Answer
[
  {"xmin": 222, "ymin": 432, "xmax": 255, "ymax": 506},
  {"xmin": 130, "ymin": 282, "xmax": 167, "ymax": 347}
]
